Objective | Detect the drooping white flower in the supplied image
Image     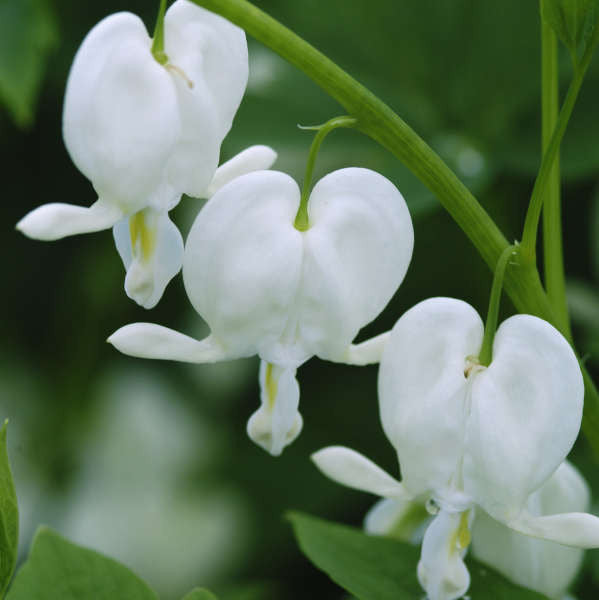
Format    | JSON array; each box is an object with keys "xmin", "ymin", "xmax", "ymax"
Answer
[
  {"xmin": 109, "ymin": 167, "xmax": 414, "ymax": 455},
  {"xmin": 362, "ymin": 461, "xmax": 589, "ymax": 599},
  {"xmin": 312, "ymin": 297, "xmax": 599, "ymax": 600},
  {"xmin": 16, "ymin": 0, "xmax": 275, "ymax": 308}
]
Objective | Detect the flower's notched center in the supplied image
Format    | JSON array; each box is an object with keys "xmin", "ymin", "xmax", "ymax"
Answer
[
  {"xmin": 166, "ymin": 63, "xmax": 194, "ymax": 89},
  {"xmin": 463, "ymin": 355, "xmax": 485, "ymax": 379}
]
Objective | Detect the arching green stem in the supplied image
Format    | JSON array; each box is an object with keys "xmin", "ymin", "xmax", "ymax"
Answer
[
  {"xmin": 294, "ymin": 116, "xmax": 357, "ymax": 231},
  {"xmin": 151, "ymin": 0, "xmax": 169, "ymax": 65},
  {"xmin": 188, "ymin": 0, "xmax": 599, "ymax": 455},
  {"xmin": 479, "ymin": 245, "xmax": 517, "ymax": 366}
]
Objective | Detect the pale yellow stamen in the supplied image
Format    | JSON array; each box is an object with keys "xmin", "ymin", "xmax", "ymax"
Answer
[
  {"xmin": 129, "ymin": 212, "xmax": 156, "ymax": 262},
  {"xmin": 450, "ymin": 511, "xmax": 471, "ymax": 551},
  {"xmin": 265, "ymin": 363, "xmax": 278, "ymax": 411}
]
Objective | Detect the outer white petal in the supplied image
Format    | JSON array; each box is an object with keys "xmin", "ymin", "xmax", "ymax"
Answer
[
  {"xmin": 204, "ymin": 146, "xmax": 278, "ymax": 198},
  {"xmin": 246, "ymin": 361, "xmax": 302, "ymax": 456},
  {"xmin": 364, "ymin": 497, "xmax": 430, "ymax": 544},
  {"xmin": 417, "ymin": 510, "xmax": 470, "ymax": 600},
  {"xmin": 17, "ymin": 198, "xmax": 123, "ymax": 240},
  {"xmin": 311, "ymin": 446, "xmax": 410, "ymax": 499},
  {"xmin": 297, "ymin": 168, "xmax": 414, "ymax": 360},
  {"xmin": 472, "ymin": 462, "xmax": 589, "ymax": 598},
  {"xmin": 164, "ymin": 0, "xmax": 248, "ymax": 197},
  {"xmin": 340, "ymin": 332, "xmax": 390, "ymax": 366},
  {"xmin": 63, "ymin": 12, "xmax": 181, "ymax": 213},
  {"xmin": 113, "ymin": 211, "xmax": 183, "ymax": 309},
  {"xmin": 108, "ymin": 324, "xmax": 227, "ymax": 363},
  {"xmin": 378, "ymin": 298, "xmax": 483, "ymax": 498},
  {"xmin": 464, "ymin": 315, "xmax": 584, "ymax": 520},
  {"xmin": 183, "ymin": 171, "xmax": 304, "ymax": 360}
]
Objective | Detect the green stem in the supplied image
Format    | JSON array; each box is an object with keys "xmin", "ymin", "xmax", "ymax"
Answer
[
  {"xmin": 189, "ymin": 0, "xmax": 599, "ymax": 455},
  {"xmin": 151, "ymin": 0, "xmax": 168, "ymax": 65},
  {"xmin": 520, "ymin": 36, "xmax": 597, "ymax": 262},
  {"xmin": 540, "ymin": 14, "xmax": 572, "ymax": 341},
  {"xmin": 294, "ymin": 116, "xmax": 357, "ymax": 231},
  {"xmin": 479, "ymin": 245, "xmax": 516, "ymax": 366}
]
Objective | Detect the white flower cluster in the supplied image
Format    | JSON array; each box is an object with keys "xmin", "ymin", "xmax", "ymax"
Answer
[{"xmin": 16, "ymin": 2, "xmax": 599, "ymax": 598}]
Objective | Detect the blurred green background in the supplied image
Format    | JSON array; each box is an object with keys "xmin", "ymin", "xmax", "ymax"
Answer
[{"xmin": 2, "ymin": 0, "xmax": 599, "ymax": 598}]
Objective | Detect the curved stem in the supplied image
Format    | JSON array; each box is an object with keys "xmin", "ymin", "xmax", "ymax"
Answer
[
  {"xmin": 294, "ymin": 116, "xmax": 357, "ymax": 231},
  {"xmin": 189, "ymin": 0, "xmax": 599, "ymax": 455},
  {"xmin": 479, "ymin": 245, "xmax": 516, "ymax": 366},
  {"xmin": 151, "ymin": 0, "xmax": 168, "ymax": 65},
  {"xmin": 540, "ymin": 14, "xmax": 572, "ymax": 341}
]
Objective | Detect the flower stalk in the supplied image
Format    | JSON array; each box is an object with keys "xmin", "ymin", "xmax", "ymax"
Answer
[{"xmin": 151, "ymin": 0, "xmax": 169, "ymax": 64}]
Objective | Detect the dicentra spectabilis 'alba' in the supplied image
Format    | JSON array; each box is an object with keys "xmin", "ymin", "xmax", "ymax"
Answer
[
  {"xmin": 16, "ymin": 0, "xmax": 276, "ymax": 308},
  {"xmin": 109, "ymin": 167, "xmax": 414, "ymax": 455},
  {"xmin": 363, "ymin": 460, "xmax": 589, "ymax": 599},
  {"xmin": 312, "ymin": 297, "xmax": 599, "ymax": 600}
]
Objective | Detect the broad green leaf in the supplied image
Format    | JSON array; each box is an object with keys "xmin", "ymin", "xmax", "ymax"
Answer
[
  {"xmin": 0, "ymin": 0, "xmax": 58, "ymax": 128},
  {"xmin": 181, "ymin": 589, "xmax": 218, "ymax": 600},
  {"xmin": 0, "ymin": 420, "xmax": 18, "ymax": 597},
  {"xmin": 541, "ymin": 0, "xmax": 599, "ymax": 62},
  {"xmin": 288, "ymin": 512, "xmax": 549, "ymax": 600},
  {"xmin": 6, "ymin": 527, "xmax": 158, "ymax": 600}
]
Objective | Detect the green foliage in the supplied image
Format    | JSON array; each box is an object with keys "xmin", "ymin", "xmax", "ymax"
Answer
[
  {"xmin": 6, "ymin": 527, "xmax": 159, "ymax": 600},
  {"xmin": 0, "ymin": 0, "xmax": 58, "ymax": 127},
  {"xmin": 288, "ymin": 512, "xmax": 550, "ymax": 600},
  {"xmin": 181, "ymin": 589, "xmax": 219, "ymax": 600},
  {"xmin": 0, "ymin": 421, "xmax": 18, "ymax": 598},
  {"xmin": 541, "ymin": 0, "xmax": 599, "ymax": 63}
]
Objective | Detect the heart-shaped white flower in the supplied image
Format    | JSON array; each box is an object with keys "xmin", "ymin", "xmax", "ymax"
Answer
[
  {"xmin": 109, "ymin": 167, "xmax": 414, "ymax": 455},
  {"xmin": 313, "ymin": 297, "xmax": 599, "ymax": 600},
  {"xmin": 17, "ymin": 0, "xmax": 275, "ymax": 308}
]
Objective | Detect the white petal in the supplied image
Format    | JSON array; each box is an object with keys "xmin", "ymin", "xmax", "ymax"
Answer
[
  {"xmin": 297, "ymin": 168, "xmax": 414, "ymax": 360},
  {"xmin": 183, "ymin": 171, "xmax": 304, "ymax": 359},
  {"xmin": 204, "ymin": 145, "xmax": 278, "ymax": 198},
  {"xmin": 164, "ymin": 0, "xmax": 248, "ymax": 197},
  {"xmin": 364, "ymin": 497, "xmax": 430, "ymax": 544},
  {"xmin": 64, "ymin": 12, "xmax": 181, "ymax": 214},
  {"xmin": 113, "ymin": 210, "xmax": 183, "ymax": 309},
  {"xmin": 472, "ymin": 462, "xmax": 589, "ymax": 598},
  {"xmin": 378, "ymin": 298, "xmax": 483, "ymax": 498},
  {"xmin": 311, "ymin": 446, "xmax": 409, "ymax": 499},
  {"xmin": 17, "ymin": 198, "xmax": 124, "ymax": 240},
  {"xmin": 417, "ymin": 510, "xmax": 471, "ymax": 600},
  {"xmin": 108, "ymin": 324, "xmax": 227, "ymax": 363},
  {"xmin": 464, "ymin": 315, "xmax": 584, "ymax": 520},
  {"xmin": 165, "ymin": 0, "xmax": 248, "ymax": 138},
  {"xmin": 338, "ymin": 332, "xmax": 390, "ymax": 366},
  {"xmin": 509, "ymin": 511, "xmax": 599, "ymax": 549},
  {"xmin": 246, "ymin": 361, "xmax": 302, "ymax": 456}
]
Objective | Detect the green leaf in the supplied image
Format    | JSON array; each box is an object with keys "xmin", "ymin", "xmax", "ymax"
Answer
[
  {"xmin": 0, "ymin": 420, "xmax": 18, "ymax": 597},
  {"xmin": 288, "ymin": 512, "xmax": 549, "ymax": 600},
  {"xmin": 181, "ymin": 590, "xmax": 219, "ymax": 600},
  {"xmin": 6, "ymin": 527, "xmax": 158, "ymax": 600},
  {"xmin": 541, "ymin": 0, "xmax": 599, "ymax": 63},
  {"xmin": 0, "ymin": 0, "xmax": 58, "ymax": 128}
]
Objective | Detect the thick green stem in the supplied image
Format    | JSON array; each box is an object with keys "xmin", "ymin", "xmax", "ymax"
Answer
[
  {"xmin": 294, "ymin": 116, "xmax": 356, "ymax": 231},
  {"xmin": 541, "ymin": 16, "xmax": 572, "ymax": 341},
  {"xmin": 151, "ymin": 0, "xmax": 168, "ymax": 65},
  {"xmin": 189, "ymin": 0, "xmax": 599, "ymax": 455},
  {"xmin": 479, "ymin": 245, "xmax": 516, "ymax": 366}
]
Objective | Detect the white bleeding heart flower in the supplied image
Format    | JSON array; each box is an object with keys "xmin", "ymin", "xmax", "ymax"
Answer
[
  {"xmin": 362, "ymin": 461, "xmax": 589, "ymax": 599},
  {"xmin": 312, "ymin": 297, "xmax": 599, "ymax": 600},
  {"xmin": 16, "ymin": 0, "xmax": 275, "ymax": 308},
  {"xmin": 109, "ymin": 167, "xmax": 414, "ymax": 455}
]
